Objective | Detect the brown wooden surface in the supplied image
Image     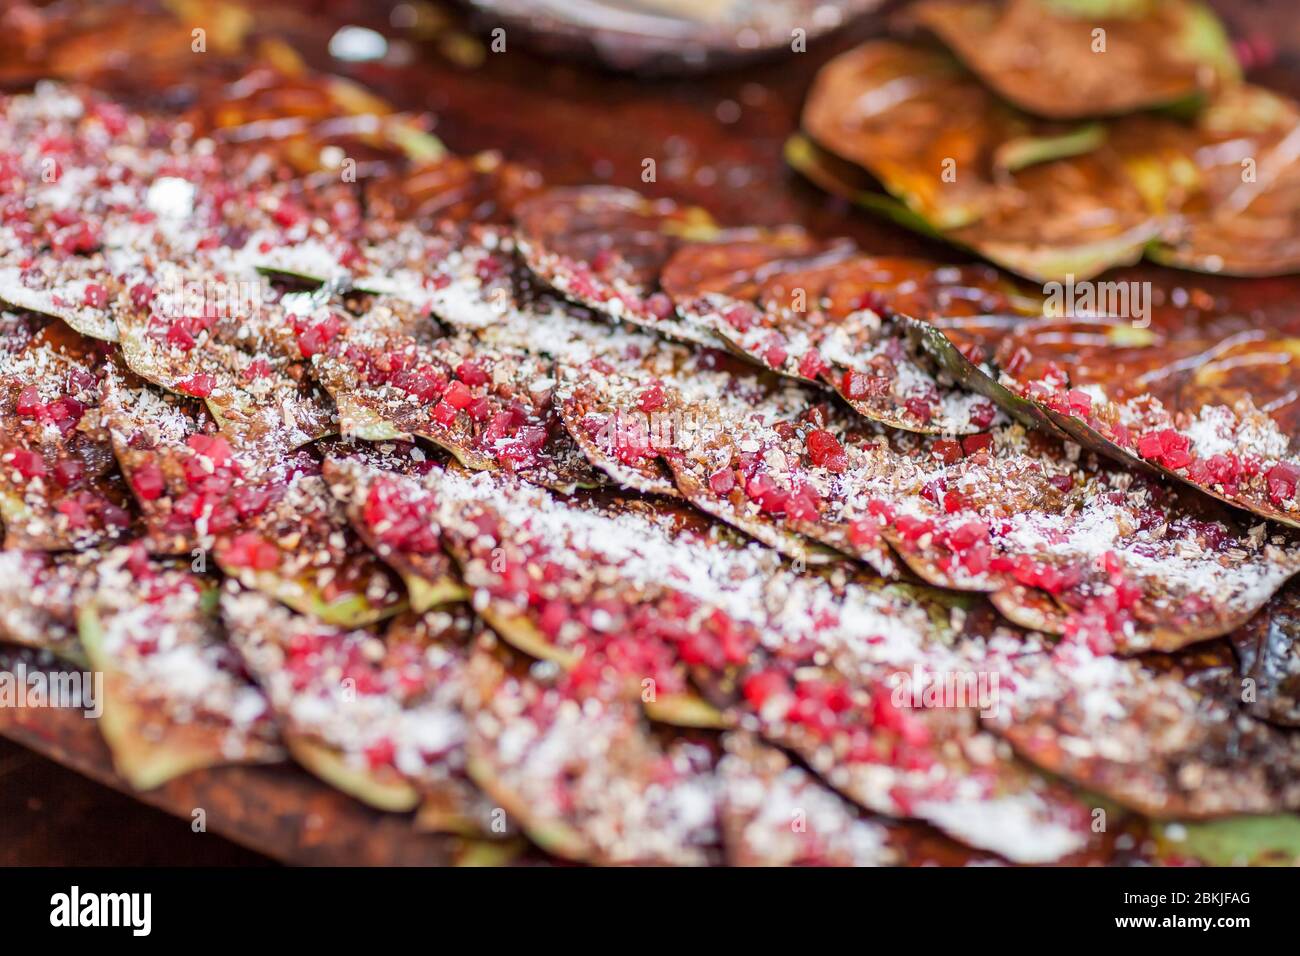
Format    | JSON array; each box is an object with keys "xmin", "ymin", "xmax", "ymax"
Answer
[
  {"xmin": 0, "ymin": 738, "xmax": 272, "ymax": 866},
  {"xmin": 0, "ymin": 649, "xmax": 495, "ymax": 865},
  {"xmin": 1, "ymin": 0, "xmax": 1299, "ymax": 866}
]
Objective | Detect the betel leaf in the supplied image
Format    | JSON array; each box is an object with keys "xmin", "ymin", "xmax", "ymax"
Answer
[
  {"xmin": 661, "ymin": 229, "xmax": 1021, "ymax": 434},
  {"xmin": 1234, "ymin": 583, "xmax": 1300, "ymax": 728},
  {"xmin": 912, "ymin": 0, "xmax": 1238, "ymax": 120},
  {"xmin": 213, "ymin": 469, "xmax": 408, "ymax": 628},
  {"xmin": 988, "ymin": 645, "xmax": 1300, "ymax": 818},
  {"xmin": 0, "ymin": 325, "xmax": 136, "ymax": 551},
  {"xmin": 0, "ymin": 550, "xmax": 92, "ymax": 665},
  {"xmin": 674, "ymin": 366, "xmax": 1300, "ymax": 650},
  {"xmin": 903, "ymin": 297, "xmax": 1300, "ymax": 529},
  {"xmin": 222, "ymin": 587, "xmax": 495, "ymax": 834},
  {"xmin": 718, "ymin": 732, "xmax": 898, "ymax": 866},
  {"xmin": 321, "ymin": 449, "xmax": 468, "ymax": 614},
  {"xmin": 735, "ymin": 660, "xmax": 1096, "ymax": 863},
  {"xmin": 1154, "ymin": 815, "xmax": 1300, "ymax": 866},
  {"xmin": 308, "ymin": 308, "xmax": 605, "ymax": 493},
  {"xmin": 513, "ymin": 185, "xmax": 726, "ymax": 347},
  {"xmin": 1126, "ymin": 84, "xmax": 1300, "ymax": 276},
  {"xmin": 800, "ymin": 39, "xmax": 1158, "ymax": 280},
  {"xmin": 993, "ymin": 124, "xmax": 1107, "ymax": 173},
  {"xmin": 463, "ymin": 648, "xmax": 721, "ymax": 866},
  {"xmin": 791, "ymin": 89, "xmax": 1157, "ymax": 283},
  {"xmin": 77, "ymin": 547, "xmax": 282, "ymax": 790},
  {"xmin": 429, "ymin": 467, "xmax": 744, "ymax": 726}
]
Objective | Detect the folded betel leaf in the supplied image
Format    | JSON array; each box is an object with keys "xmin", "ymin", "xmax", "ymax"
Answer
[
  {"xmin": 675, "ymin": 379, "xmax": 1300, "ymax": 650},
  {"xmin": 1124, "ymin": 84, "xmax": 1300, "ymax": 276},
  {"xmin": 0, "ymin": 88, "xmax": 205, "ymax": 344},
  {"xmin": 432, "ymin": 465, "xmax": 990, "ymax": 728},
  {"xmin": 543, "ymin": 310, "xmax": 729, "ymax": 499},
  {"xmin": 658, "ymin": 381, "xmax": 898, "ymax": 573},
  {"xmin": 798, "ymin": 43, "xmax": 1161, "ymax": 280},
  {"xmin": 421, "ymin": 225, "xmax": 674, "ymax": 364},
  {"xmin": 555, "ymin": 356, "xmax": 687, "ymax": 498},
  {"xmin": 513, "ymin": 185, "xmax": 728, "ymax": 346},
  {"xmin": 429, "ymin": 468, "xmax": 739, "ymax": 727},
  {"xmin": 247, "ymin": 157, "xmax": 537, "ymax": 301},
  {"xmin": 463, "ymin": 646, "xmax": 722, "ymax": 865},
  {"xmin": 321, "ymin": 446, "xmax": 467, "ymax": 612},
  {"xmin": 0, "ymin": 261, "xmax": 124, "ymax": 343},
  {"xmin": 0, "ymin": 323, "xmax": 135, "ymax": 549},
  {"xmin": 802, "ymin": 39, "xmax": 1110, "ymax": 230},
  {"xmin": 718, "ymin": 732, "xmax": 899, "ymax": 866},
  {"xmin": 918, "ymin": 300, "xmax": 1300, "ymax": 528},
  {"xmin": 213, "ymin": 458, "xmax": 407, "ymax": 627},
  {"xmin": 986, "ymin": 642, "xmax": 1300, "ymax": 818},
  {"xmin": 114, "ymin": 283, "xmax": 334, "ymax": 463},
  {"xmin": 735, "ymin": 659, "xmax": 1095, "ymax": 863},
  {"xmin": 911, "ymin": 0, "xmax": 1239, "ymax": 120},
  {"xmin": 841, "ymin": 428, "xmax": 1300, "ymax": 651},
  {"xmin": 221, "ymin": 587, "xmax": 496, "ymax": 834},
  {"xmin": 102, "ymin": 370, "xmax": 291, "ymax": 555},
  {"xmin": 662, "ymin": 234, "xmax": 1020, "ymax": 433},
  {"xmin": 1153, "ymin": 814, "xmax": 1300, "ymax": 866},
  {"xmin": 432, "ymin": 271, "xmax": 701, "ymax": 496},
  {"xmin": 77, "ymin": 545, "xmax": 282, "ymax": 790},
  {"xmin": 557, "ymin": 340, "xmax": 858, "ymax": 565},
  {"xmin": 0, "ymin": 549, "xmax": 93, "ymax": 664},
  {"xmin": 1233, "ymin": 583, "xmax": 1300, "ymax": 728},
  {"xmin": 306, "ymin": 309, "xmax": 604, "ymax": 492}
]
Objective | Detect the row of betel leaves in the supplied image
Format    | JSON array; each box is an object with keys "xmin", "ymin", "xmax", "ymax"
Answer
[{"xmin": 1, "ymin": 0, "xmax": 1300, "ymax": 865}]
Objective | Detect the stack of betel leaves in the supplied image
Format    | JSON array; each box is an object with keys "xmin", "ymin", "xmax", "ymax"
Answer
[
  {"xmin": 2, "ymin": 0, "xmax": 1300, "ymax": 867},
  {"xmin": 790, "ymin": 0, "xmax": 1300, "ymax": 281}
]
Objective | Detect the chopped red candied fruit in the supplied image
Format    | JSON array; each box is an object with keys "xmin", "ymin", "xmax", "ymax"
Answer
[
  {"xmin": 82, "ymin": 283, "xmax": 109, "ymax": 309},
  {"xmin": 804, "ymin": 429, "xmax": 846, "ymax": 472},
  {"xmin": 637, "ymin": 382, "xmax": 665, "ymax": 413},
  {"xmin": 220, "ymin": 532, "xmax": 281, "ymax": 571},
  {"xmin": 6, "ymin": 448, "xmax": 46, "ymax": 480},
  {"xmin": 14, "ymin": 386, "xmax": 41, "ymax": 416},
  {"xmin": 708, "ymin": 467, "xmax": 734, "ymax": 495},
  {"xmin": 643, "ymin": 292, "xmax": 675, "ymax": 320},
  {"xmin": 763, "ymin": 342, "xmax": 788, "ymax": 368},
  {"xmin": 1136, "ymin": 428, "xmax": 1192, "ymax": 470},
  {"xmin": 175, "ymin": 373, "xmax": 216, "ymax": 398},
  {"xmin": 904, "ymin": 397, "xmax": 933, "ymax": 423},
  {"xmin": 968, "ymin": 402, "xmax": 996, "ymax": 429},
  {"xmin": 363, "ymin": 478, "xmax": 440, "ymax": 554},
  {"xmin": 1266, "ymin": 462, "xmax": 1300, "ymax": 505},
  {"xmin": 798, "ymin": 349, "xmax": 828, "ymax": 379},
  {"xmin": 722, "ymin": 303, "xmax": 756, "ymax": 332},
  {"xmin": 131, "ymin": 460, "xmax": 165, "ymax": 501},
  {"xmin": 455, "ymin": 361, "xmax": 490, "ymax": 387},
  {"xmin": 931, "ymin": 439, "xmax": 962, "ymax": 464}
]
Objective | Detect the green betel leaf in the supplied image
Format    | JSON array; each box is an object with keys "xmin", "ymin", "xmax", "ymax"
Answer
[
  {"xmin": 914, "ymin": 0, "xmax": 1239, "ymax": 120},
  {"xmin": 77, "ymin": 551, "xmax": 283, "ymax": 790},
  {"xmin": 1155, "ymin": 816, "xmax": 1300, "ymax": 866},
  {"xmin": 993, "ymin": 124, "xmax": 1108, "ymax": 173}
]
